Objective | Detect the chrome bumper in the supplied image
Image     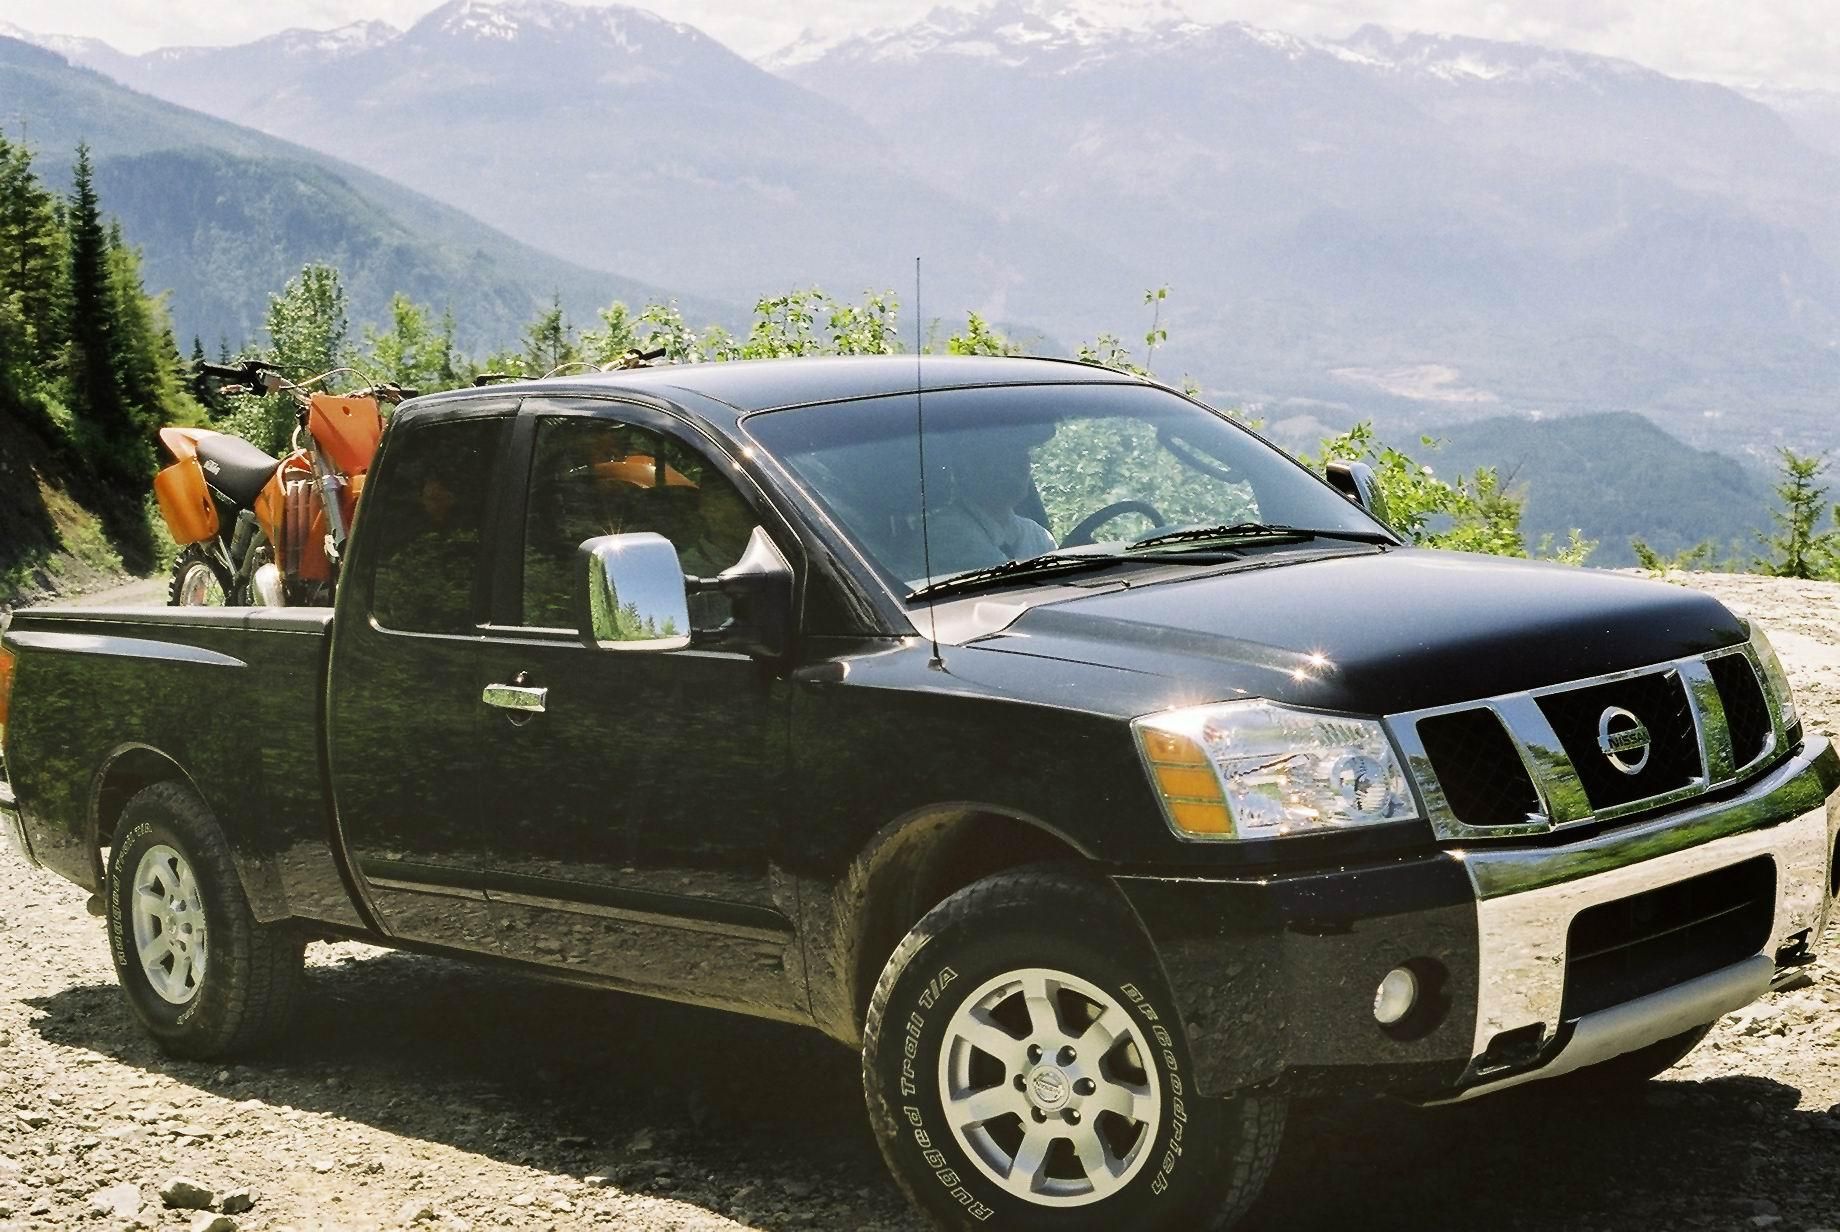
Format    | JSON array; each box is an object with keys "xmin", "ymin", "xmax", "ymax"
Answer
[
  {"xmin": 1439, "ymin": 735, "xmax": 1839, "ymax": 1102},
  {"xmin": 0, "ymin": 779, "xmax": 33, "ymax": 867}
]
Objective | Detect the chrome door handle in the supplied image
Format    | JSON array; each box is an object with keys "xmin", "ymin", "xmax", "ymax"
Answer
[{"xmin": 483, "ymin": 683, "xmax": 548, "ymax": 714}]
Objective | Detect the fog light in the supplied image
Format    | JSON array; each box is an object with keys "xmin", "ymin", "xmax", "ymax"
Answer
[{"xmin": 1373, "ymin": 966, "xmax": 1419, "ymax": 1026}]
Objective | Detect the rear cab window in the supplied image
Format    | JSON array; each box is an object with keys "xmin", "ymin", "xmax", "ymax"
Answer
[{"xmin": 365, "ymin": 416, "xmax": 507, "ymax": 634}]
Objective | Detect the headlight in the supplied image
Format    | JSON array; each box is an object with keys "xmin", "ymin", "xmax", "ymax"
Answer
[
  {"xmin": 1133, "ymin": 700, "xmax": 1419, "ymax": 840},
  {"xmin": 1749, "ymin": 625, "xmax": 1800, "ymax": 735}
]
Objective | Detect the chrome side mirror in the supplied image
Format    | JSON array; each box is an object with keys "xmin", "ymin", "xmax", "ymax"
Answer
[
  {"xmin": 1325, "ymin": 459, "xmax": 1390, "ymax": 527},
  {"xmin": 575, "ymin": 533, "xmax": 692, "ymax": 652}
]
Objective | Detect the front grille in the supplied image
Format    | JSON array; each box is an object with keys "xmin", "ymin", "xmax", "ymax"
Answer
[
  {"xmin": 1537, "ymin": 669, "xmax": 1702, "ymax": 810},
  {"xmin": 1562, "ymin": 857, "xmax": 1775, "ymax": 1019},
  {"xmin": 1708, "ymin": 653, "xmax": 1772, "ymax": 769},
  {"xmin": 1416, "ymin": 709, "xmax": 1541, "ymax": 827}
]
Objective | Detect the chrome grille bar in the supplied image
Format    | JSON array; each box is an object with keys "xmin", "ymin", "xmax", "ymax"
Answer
[{"xmin": 1391, "ymin": 645, "xmax": 1788, "ymax": 842}]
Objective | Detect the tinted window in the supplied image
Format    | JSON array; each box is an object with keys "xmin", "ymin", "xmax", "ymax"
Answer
[
  {"xmin": 367, "ymin": 418, "xmax": 504, "ymax": 633},
  {"xmin": 521, "ymin": 416, "xmax": 757, "ymax": 630}
]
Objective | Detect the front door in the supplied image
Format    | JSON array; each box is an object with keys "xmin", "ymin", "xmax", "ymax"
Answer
[
  {"xmin": 328, "ymin": 411, "xmax": 511, "ymax": 953},
  {"xmin": 473, "ymin": 401, "xmax": 802, "ymax": 1016}
]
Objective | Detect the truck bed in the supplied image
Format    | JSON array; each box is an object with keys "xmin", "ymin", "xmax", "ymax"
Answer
[{"xmin": 2, "ymin": 605, "xmax": 365, "ymax": 929}]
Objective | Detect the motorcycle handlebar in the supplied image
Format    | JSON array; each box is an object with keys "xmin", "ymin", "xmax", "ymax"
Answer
[{"xmin": 198, "ymin": 360, "xmax": 283, "ymax": 386}]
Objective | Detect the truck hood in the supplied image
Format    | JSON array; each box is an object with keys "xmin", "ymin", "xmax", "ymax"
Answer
[{"xmin": 965, "ymin": 549, "xmax": 1746, "ymax": 715}]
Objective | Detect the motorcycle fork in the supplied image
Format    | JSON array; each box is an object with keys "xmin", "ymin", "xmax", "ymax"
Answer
[{"xmin": 308, "ymin": 443, "xmax": 349, "ymax": 571}]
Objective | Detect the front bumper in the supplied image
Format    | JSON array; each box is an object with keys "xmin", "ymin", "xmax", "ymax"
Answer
[{"xmin": 1116, "ymin": 735, "xmax": 1840, "ymax": 1100}]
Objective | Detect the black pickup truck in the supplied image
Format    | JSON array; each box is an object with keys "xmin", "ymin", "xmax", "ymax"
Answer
[{"xmin": 2, "ymin": 356, "xmax": 1836, "ymax": 1232}]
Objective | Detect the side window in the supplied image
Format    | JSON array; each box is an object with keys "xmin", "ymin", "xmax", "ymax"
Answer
[
  {"xmin": 367, "ymin": 417, "xmax": 505, "ymax": 633},
  {"xmin": 521, "ymin": 416, "xmax": 757, "ymax": 630}
]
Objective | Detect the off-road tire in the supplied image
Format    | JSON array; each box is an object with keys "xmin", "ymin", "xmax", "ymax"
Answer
[
  {"xmin": 1570, "ymin": 1023, "xmax": 1715, "ymax": 1091},
  {"xmin": 167, "ymin": 545, "xmax": 234, "ymax": 606},
  {"xmin": 105, "ymin": 782, "xmax": 303, "ymax": 1058},
  {"xmin": 863, "ymin": 867, "xmax": 1285, "ymax": 1232}
]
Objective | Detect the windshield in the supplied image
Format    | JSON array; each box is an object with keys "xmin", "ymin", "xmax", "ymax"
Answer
[{"xmin": 743, "ymin": 382, "xmax": 1389, "ymax": 594}]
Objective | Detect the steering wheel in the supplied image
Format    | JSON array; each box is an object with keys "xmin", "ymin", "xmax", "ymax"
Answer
[{"xmin": 1060, "ymin": 499, "xmax": 1167, "ymax": 547}]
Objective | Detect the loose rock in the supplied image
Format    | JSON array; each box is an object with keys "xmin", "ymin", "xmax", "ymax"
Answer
[
  {"xmin": 159, "ymin": 1177, "xmax": 215, "ymax": 1210},
  {"xmin": 86, "ymin": 1181, "xmax": 141, "ymax": 1219}
]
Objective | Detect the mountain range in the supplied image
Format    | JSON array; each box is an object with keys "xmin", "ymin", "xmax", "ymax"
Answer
[
  {"xmin": 5, "ymin": 0, "xmax": 1837, "ymax": 471},
  {"xmin": 2, "ymin": 3, "xmax": 1143, "ymax": 341},
  {"xmin": 0, "ymin": 31, "xmax": 722, "ymax": 352}
]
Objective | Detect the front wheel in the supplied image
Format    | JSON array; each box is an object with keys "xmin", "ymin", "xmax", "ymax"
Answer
[
  {"xmin": 105, "ymin": 782, "xmax": 304, "ymax": 1058},
  {"xmin": 863, "ymin": 869, "xmax": 1284, "ymax": 1232},
  {"xmin": 168, "ymin": 545, "xmax": 234, "ymax": 606}
]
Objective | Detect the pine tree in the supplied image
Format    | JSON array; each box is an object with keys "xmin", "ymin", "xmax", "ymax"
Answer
[
  {"xmin": 63, "ymin": 142, "xmax": 147, "ymax": 486},
  {"xmin": 1757, "ymin": 448, "xmax": 1840, "ymax": 579},
  {"xmin": 521, "ymin": 293, "xmax": 579, "ymax": 376},
  {"xmin": 0, "ymin": 129, "xmax": 65, "ymax": 367},
  {"xmin": 105, "ymin": 229, "xmax": 181, "ymax": 454}
]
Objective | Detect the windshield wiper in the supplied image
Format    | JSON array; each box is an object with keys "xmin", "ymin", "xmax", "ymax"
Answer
[
  {"xmin": 908, "ymin": 551, "xmax": 1130, "ymax": 602},
  {"xmin": 1125, "ymin": 521, "xmax": 1395, "ymax": 553}
]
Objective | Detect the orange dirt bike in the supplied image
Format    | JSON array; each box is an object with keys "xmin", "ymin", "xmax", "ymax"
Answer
[{"xmin": 155, "ymin": 362, "xmax": 414, "ymax": 607}]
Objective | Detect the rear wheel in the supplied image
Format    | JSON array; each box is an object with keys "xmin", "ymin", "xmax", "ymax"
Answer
[
  {"xmin": 863, "ymin": 868, "xmax": 1285, "ymax": 1232},
  {"xmin": 168, "ymin": 546, "xmax": 233, "ymax": 606},
  {"xmin": 105, "ymin": 782, "xmax": 303, "ymax": 1058}
]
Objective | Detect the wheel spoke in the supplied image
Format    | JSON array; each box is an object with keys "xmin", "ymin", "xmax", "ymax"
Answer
[
  {"xmin": 129, "ymin": 844, "xmax": 209, "ymax": 1007},
  {"xmin": 1007, "ymin": 1123, "xmax": 1055, "ymax": 1190},
  {"xmin": 1070, "ymin": 1124, "xmax": 1115, "ymax": 1181},
  {"xmin": 1019, "ymin": 971, "xmax": 1060, "ymax": 1039},
  {"xmin": 935, "ymin": 965, "xmax": 1163, "ymax": 1207},
  {"xmin": 1075, "ymin": 1003, "xmax": 1131, "ymax": 1055},
  {"xmin": 958, "ymin": 1011, "xmax": 1029, "ymax": 1071},
  {"xmin": 947, "ymin": 1085, "xmax": 1016, "ymax": 1130},
  {"xmin": 1092, "ymin": 1078, "xmax": 1155, "ymax": 1123}
]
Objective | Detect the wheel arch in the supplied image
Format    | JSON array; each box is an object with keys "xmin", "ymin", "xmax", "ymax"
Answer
[
  {"xmin": 805, "ymin": 802, "xmax": 1129, "ymax": 1045},
  {"xmin": 90, "ymin": 744, "xmax": 295, "ymax": 924},
  {"xmin": 90, "ymin": 743, "xmax": 199, "ymax": 885}
]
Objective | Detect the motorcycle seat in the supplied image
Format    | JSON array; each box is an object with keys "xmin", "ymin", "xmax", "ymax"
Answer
[{"xmin": 197, "ymin": 434, "xmax": 280, "ymax": 508}]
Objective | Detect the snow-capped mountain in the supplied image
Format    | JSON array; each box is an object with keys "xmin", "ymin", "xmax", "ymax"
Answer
[
  {"xmin": 4, "ymin": 0, "xmax": 1141, "ymax": 327},
  {"xmin": 763, "ymin": 0, "xmax": 1202, "ymax": 72},
  {"xmin": 7, "ymin": 0, "xmax": 1840, "ymax": 457},
  {"xmin": 766, "ymin": 0, "xmax": 1840, "ymax": 453},
  {"xmin": 424, "ymin": 0, "xmax": 686, "ymax": 47},
  {"xmin": 0, "ymin": 21, "xmax": 139, "ymax": 79}
]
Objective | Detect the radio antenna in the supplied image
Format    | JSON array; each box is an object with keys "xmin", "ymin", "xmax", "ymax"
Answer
[{"xmin": 914, "ymin": 256, "xmax": 943, "ymax": 670}]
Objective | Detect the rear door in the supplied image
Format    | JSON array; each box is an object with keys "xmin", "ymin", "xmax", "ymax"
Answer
[
  {"xmin": 470, "ymin": 398, "xmax": 803, "ymax": 1015},
  {"xmin": 327, "ymin": 407, "xmax": 512, "ymax": 952}
]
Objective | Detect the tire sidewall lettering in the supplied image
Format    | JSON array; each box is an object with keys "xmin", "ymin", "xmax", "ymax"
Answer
[
  {"xmin": 894, "ymin": 964, "xmax": 997, "ymax": 1222},
  {"xmin": 108, "ymin": 821, "xmax": 156, "ymax": 974},
  {"xmin": 885, "ymin": 960, "xmax": 1196, "ymax": 1224},
  {"xmin": 1121, "ymin": 981, "xmax": 1185, "ymax": 1197},
  {"xmin": 109, "ymin": 815, "xmax": 207, "ymax": 1026}
]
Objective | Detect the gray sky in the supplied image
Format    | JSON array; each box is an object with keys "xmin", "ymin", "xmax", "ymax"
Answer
[{"xmin": 8, "ymin": 0, "xmax": 1839, "ymax": 91}]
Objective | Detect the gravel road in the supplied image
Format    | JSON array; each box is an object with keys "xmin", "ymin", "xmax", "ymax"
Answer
[{"xmin": 2, "ymin": 573, "xmax": 1837, "ymax": 1232}]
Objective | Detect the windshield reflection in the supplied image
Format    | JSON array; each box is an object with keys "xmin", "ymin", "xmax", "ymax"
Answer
[{"xmin": 744, "ymin": 383, "xmax": 1386, "ymax": 593}]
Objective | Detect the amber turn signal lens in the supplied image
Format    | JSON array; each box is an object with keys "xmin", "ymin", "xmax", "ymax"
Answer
[
  {"xmin": 1136, "ymin": 724, "xmax": 1236, "ymax": 838},
  {"xmin": 0, "ymin": 643, "xmax": 15, "ymax": 735},
  {"xmin": 1141, "ymin": 728, "xmax": 1208, "ymax": 766}
]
